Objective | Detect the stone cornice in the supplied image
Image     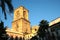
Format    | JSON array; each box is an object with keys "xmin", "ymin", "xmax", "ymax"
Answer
[{"xmin": 12, "ymin": 18, "xmax": 30, "ymax": 23}]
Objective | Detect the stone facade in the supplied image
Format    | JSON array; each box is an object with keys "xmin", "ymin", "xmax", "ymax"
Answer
[{"xmin": 6, "ymin": 6, "xmax": 31, "ymax": 38}]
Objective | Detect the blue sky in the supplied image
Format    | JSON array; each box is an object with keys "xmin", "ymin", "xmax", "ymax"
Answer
[{"xmin": 0, "ymin": 0, "xmax": 60, "ymax": 28}]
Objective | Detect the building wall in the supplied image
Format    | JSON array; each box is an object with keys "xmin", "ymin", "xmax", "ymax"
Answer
[{"xmin": 6, "ymin": 6, "xmax": 31, "ymax": 38}]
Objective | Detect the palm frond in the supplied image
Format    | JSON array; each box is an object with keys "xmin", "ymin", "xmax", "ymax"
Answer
[
  {"xmin": 5, "ymin": 0, "xmax": 14, "ymax": 13},
  {"xmin": 1, "ymin": 0, "xmax": 7, "ymax": 19},
  {"xmin": 0, "ymin": 0, "xmax": 14, "ymax": 19}
]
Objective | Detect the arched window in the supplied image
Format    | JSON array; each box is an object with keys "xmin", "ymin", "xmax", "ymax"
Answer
[
  {"xmin": 19, "ymin": 37, "xmax": 22, "ymax": 40},
  {"xmin": 15, "ymin": 36, "xmax": 18, "ymax": 40},
  {"xmin": 10, "ymin": 36, "xmax": 13, "ymax": 40},
  {"xmin": 35, "ymin": 29, "xmax": 37, "ymax": 31},
  {"xmin": 23, "ymin": 11, "xmax": 26, "ymax": 19}
]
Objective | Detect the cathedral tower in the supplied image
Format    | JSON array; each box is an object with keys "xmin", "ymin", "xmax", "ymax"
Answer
[{"xmin": 12, "ymin": 6, "xmax": 31, "ymax": 34}]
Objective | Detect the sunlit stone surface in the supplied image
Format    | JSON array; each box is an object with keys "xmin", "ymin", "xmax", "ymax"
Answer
[{"xmin": 6, "ymin": 6, "xmax": 31, "ymax": 38}]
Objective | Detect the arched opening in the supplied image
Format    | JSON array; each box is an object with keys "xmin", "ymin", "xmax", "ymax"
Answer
[
  {"xmin": 35, "ymin": 29, "xmax": 37, "ymax": 31},
  {"xmin": 19, "ymin": 37, "xmax": 22, "ymax": 40},
  {"xmin": 15, "ymin": 36, "xmax": 18, "ymax": 40},
  {"xmin": 10, "ymin": 36, "xmax": 14, "ymax": 40},
  {"xmin": 23, "ymin": 11, "xmax": 26, "ymax": 19}
]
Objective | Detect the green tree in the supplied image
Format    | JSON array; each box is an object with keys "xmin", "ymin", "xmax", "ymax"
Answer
[
  {"xmin": 0, "ymin": 0, "xmax": 14, "ymax": 40},
  {"xmin": 0, "ymin": 0, "xmax": 14, "ymax": 19},
  {"xmin": 37, "ymin": 20, "xmax": 49, "ymax": 40},
  {"xmin": 0, "ymin": 0, "xmax": 14, "ymax": 39},
  {"xmin": 0, "ymin": 21, "xmax": 7, "ymax": 40}
]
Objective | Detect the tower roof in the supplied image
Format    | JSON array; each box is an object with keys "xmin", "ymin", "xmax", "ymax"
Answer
[{"xmin": 14, "ymin": 6, "xmax": 29, "ymax": 12}]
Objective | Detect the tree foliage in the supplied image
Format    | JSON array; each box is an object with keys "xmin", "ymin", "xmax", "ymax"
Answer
[
  {"xmin": 0, "ymin": 0, "xmax": 14, "ymax": 19},
  {"xmin": 0, "ymin": 21, "xmax": 8, "ymax": 40},
  {"xmin": 30, "ymin": 20, "xmax": 49, "ymax": 40},
  {"xmin": 37, "ymin": 20, "xmax": 49, "ymax": 38}
]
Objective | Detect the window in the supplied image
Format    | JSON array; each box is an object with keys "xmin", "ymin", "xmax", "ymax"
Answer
[
  {"xmin": 23, "ymin": 11, "xmax": 26, "ymax": 18},
  {"xmin": 35, "ymin": 29, "xmax": 37, "ymax": 31}
]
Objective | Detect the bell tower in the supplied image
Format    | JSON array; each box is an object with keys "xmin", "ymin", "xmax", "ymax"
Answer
[{"xmin": 12, "ymin": 6, "xmax": 31, "ymax": 34}]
